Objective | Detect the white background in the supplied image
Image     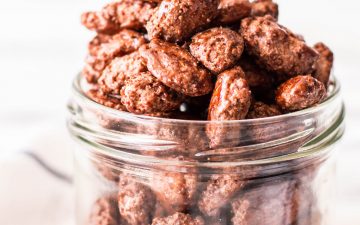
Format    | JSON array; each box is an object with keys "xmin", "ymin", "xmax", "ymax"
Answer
[{"xmin": 0, "ymin": 0, "xmax": 359, "ymax": 224}]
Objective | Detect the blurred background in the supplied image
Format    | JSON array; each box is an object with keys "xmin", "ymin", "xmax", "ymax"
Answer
[{"xmin": 0, "ymin": 0, "xmax": 359, "ymax": 224}]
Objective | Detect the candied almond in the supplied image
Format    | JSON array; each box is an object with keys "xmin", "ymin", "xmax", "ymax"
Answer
[
  {"xmin": 146, "ymin": 0, "xmax": 219, "ymax": 42},
  {"xmin": 120, "ymin": 71, "xmax": 183, "ymax": 114},
  {"xmin": 240, "ymin": 16, "xmax": 318, "ymax": 77},
  {"xmin": 275, "ymin": 75, "xmax": 326, "ymax": 111},
  {"xmin": 313, "ymin": 42, "xmax": 334, "ymax": 87},
  {"xmin": 140, "ymin": 39, "xmax": 213, "ymax": 97},
  {"xmin": 190, "ymin": 27, "xmax": 244, "ymax": 74}
]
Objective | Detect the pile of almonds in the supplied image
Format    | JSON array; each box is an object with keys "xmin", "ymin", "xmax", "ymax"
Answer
[
  {"xmin": 81, "ymin": 0, "xmax": 333, "ymax": 123},
  {"xmin": 79, "ymin": 1, "xmax": 334, "ymax": 225}
]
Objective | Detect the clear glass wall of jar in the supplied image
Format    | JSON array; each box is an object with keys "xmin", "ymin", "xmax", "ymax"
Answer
[{"xmin": 68, "ymin": 74, "xmax": 344, "ymax": 225}]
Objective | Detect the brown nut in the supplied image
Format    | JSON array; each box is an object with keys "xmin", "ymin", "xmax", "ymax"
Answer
[
  {"xmin": 150, "ymin": 171, "xmax": 197, "ymax": 212},
  {"xmin": 118, "ymin": 176, "xmax": 157, "ymax": 225},
  {"xmin": 88, "ymin": 195, "xmax": 120, "ymax": 225},
  {"xmin": 83, "ymin": 55, "xmax": 109, "ymax": 83},
  {"xmin": 246, "ymin": 101, "xmax": 282, "ymax": 119},
  {"xmin": 96, "ymin": 30, "xmax": 147, "ymax": 62},
  {"xmin": 251, "ymin": 0, "xmax": 279, "ymax": 20},
  {"xmin": 146, "ymin": 0, "xmax": 219, "ymax": 42},
  {"xmin": 87, "ymin": 88, "xmax": 126, "ymax": 111},
  {"xmin": 120, "ymin": 71, "xmax": 183, "ymax": 114},
  {"xmin": 99, "ymin": 51, "xmax": 148, "ymax": 95},
  {"xmin": 207, "ymin": 66, "xmax": 252, "ymax": 148},
  {"xmin": 198, "ymin": 174, "xmax": 246, "ymax": 217},
  {"xmin": 217, "ymin": 0, "xmax": 252, "ymax": 24},
  {"xmin": 290, "ymin": 181, "xmax": 318, "ymax": 225},
  {"xmin": 81, "ymin": 0, "xmax": 157, "ymax": 34},
  {"xmin": 313, "ymin": 42, "xmax": 334, "ymax": 87},
  {"xmin": 238, "ymin": 56, "xmax": 275, "ymax": 93},
  {"xmin": 143, "ymin": 0, "xmax": 162, "ymax": 2},
  {"xmin": 140, "ymin": 39, "xmax": 214, "ymax": 97},
  {"xmin": 190, "ymin": 28, "xmax": 244, "ymax": 74},
  {"xmin": 231, "ymin": 178, "xmax": 295, "ymax": 225},
  {"xmin": 240, "ymin": 16, "xmax": 319, "ymax": 77},
  {"xmin": 152, "ymin": 212, "xmax": 204, "ymax": 225},
  {"xmin": 83, "ymin": 30, "xmax": 147, "ymax": 83},
  {"xmin": 88, "ymin": 34, "xmax": 113, "ymax": 56},
  {"xmin": 81, "ymin": 6, "xmax": 120, "ymax": 35},
  {"xmin": 208, "ymin": 66, "xmax": 251, "ymax": 121},
  {"xmin": 289, "ymin": 166, "xmax": 323, "ymax": 225},
  {"xmin": 275, "ymin": 75, "xmax": 326, "ymax": 111},
  {"xmin": 84, "ymin": 85, "xmax": 129, "ymax": 131}
]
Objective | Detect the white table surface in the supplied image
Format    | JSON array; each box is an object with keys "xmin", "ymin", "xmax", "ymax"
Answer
[{"xmin": 0, "ymin": 0, "xmax": 359, "ymax": 224}]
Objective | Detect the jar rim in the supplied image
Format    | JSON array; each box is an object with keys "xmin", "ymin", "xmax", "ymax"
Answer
[
  {"xmin": 68, "ymin": 74, "xmax": 345, "ymax": 168},
  {"xmin": 71, "ymin": 73, "xmax": 341, "ymax": 125}
]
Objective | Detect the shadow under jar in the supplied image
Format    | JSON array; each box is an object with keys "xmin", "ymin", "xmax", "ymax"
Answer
[{"xmin": 68, "ymin": 74, "xmax": 344, "ymax": 225}]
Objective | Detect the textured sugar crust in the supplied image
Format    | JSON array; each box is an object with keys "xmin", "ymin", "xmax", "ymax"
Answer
[{"xmin": 80, "ymin": 1, "xmax": 333, "ymax": 224}]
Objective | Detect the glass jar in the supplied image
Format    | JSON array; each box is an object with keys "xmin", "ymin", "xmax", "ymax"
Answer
[{"xmin": 67, "ymin": 74, "xmax": 344, "ymax": 225}]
